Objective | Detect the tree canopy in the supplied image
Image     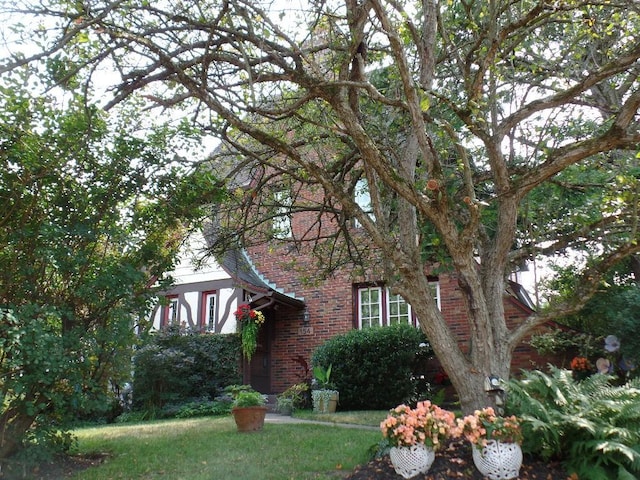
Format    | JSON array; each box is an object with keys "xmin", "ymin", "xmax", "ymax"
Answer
[
  {"xmin": 1, "ymin": 0, "xmax": 639, "ymax": 412},
  {"xmin": 0, "ymin": 66, "xmax": 222, "ymax": 459}
]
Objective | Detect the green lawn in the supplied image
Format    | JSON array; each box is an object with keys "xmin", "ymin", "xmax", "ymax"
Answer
[{"xmin": 70, "ymin": 414, "xmax": 383, "ymax": 480}]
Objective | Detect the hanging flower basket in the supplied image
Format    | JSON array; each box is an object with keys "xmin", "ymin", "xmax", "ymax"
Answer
[{"xmin": 234, "ymin": 304, "xmax": 265, "ymax": 360}]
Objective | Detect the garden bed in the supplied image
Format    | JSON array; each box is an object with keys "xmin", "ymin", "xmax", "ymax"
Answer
[{"xmin": 346, "ymin": 440, "xmax": 570, "ymax": 480}]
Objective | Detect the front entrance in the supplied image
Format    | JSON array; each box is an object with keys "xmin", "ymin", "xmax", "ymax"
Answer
[{"xmin": 247, "ymin": 310, "xmax": 273, "ymax": 393}]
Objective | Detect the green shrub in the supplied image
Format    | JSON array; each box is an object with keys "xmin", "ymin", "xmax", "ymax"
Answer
[
  {"xmin": 172, "ymin": 400, "xmax": 232, "ymax": 418},
  {"xmin": 311, "ymin": 324, "xmax": 432, "ymax": 410},
  {"xmin": 132, "ymin": 328, "xmax": 241, "ymax": 415},
  {"xmin": 506, "ymin": 367, "xmax": 640, "ymax": 480}
]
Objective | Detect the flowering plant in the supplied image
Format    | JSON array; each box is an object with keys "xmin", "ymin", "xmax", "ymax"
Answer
[
  {"xmin": 380, "ymin": 401, "xmax": 457, "ymax": 449},
  {"xmin": 456, "ymin": 407, "xmax": 522, "ymax": 448},
  {"xmin": 570, "ymin": 356, "xmax": 592, "ymax": 372},
  {"xmin": 234, "ymin": 304, "xmax": 265, "ymax": 360},
  {"xmin": 433, "ymin": 368, "xmax": 451, "ymax": 385}
]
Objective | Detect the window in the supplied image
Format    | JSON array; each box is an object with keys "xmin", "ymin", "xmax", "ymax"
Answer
[
  {"xmin": 354, "ymin": 178, "xmax": 373, "ymax": 227},
  {"xmin": 429, "ymin": 282, "xmax": 441, "ymax": 311},
  {"xmin": 356, "ymin": 282, "xmax": 440, "ymax": 328},
  {"xmin": 201, "ymin": 291, "xmax": 217, "ymax": 331},
  {"xmin": 272, "ymin": 189, "xmax": 292, "ymax": 239},
  {"xmin": 388, "ymin": 291, "xmax": 411, "ymax": 325},
  {"xmin": 162, "ymin": 295, "xmax": 179, "ymax": 326},
  {"xmin": 358, "ymin": 286, "xmax": 382, "ymax": 328}
]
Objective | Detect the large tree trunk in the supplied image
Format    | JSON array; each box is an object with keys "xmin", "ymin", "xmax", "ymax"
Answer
[
  {"xmin": 396, "ymin": 245, "xmax": 514, "ymax": 413},
  {"xmin": 0, "ymin": 405, "xmax": 37, "ymax": 460}
]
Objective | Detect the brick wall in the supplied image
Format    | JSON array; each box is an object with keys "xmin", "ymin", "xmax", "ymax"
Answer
[{"xmin": 247, "ymin": 238, "xmax": 560, "ymax": 394}]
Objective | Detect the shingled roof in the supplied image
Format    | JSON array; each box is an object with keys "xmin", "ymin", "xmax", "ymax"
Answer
[{"xmin": 220, "ymin": 248, "xmax": 305, "ymax": 309}]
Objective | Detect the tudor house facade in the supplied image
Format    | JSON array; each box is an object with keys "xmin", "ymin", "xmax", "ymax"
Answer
[{"xmin": 150, "ymin": 198, "xmax": 552, "ymax": 397}]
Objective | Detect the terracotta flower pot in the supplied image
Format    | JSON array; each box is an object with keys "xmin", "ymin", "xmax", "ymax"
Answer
[{"xmin": 231, "ymin": 406, "xmax": 268, "ymax": 432}]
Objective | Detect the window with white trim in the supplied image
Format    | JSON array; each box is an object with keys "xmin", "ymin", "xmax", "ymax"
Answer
[
  {"xmin": 356, "ymin": 282, "xmax": 440, "ymax": 328},
  {"xmin": 388, "ymin": 291, "xmax": 411, "ymax": 325},
  {"xmin": 272, "ymin": 189, "xmax": 292, "ymax": 239},
  {"xmin": 163, "ymin": 295, "xmax": 179, "ymax": 326},
  {"xmin": 201, "ymin": 291, "xmax": 217, "ymax": 331},
  {"xmin": 354, "ymin": 178, "xmax": 373, "ymax": 227},
  {"xmin": 358, "ymin": 286, "xmax": 381, "ymax": 328}
]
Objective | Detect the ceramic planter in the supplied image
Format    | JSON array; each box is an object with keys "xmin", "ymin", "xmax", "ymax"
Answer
[
  {"xmin": 471, "ymin": 440, "xmax": 523, "ymax": 480},
  {"xmin": 389, "ymin": 444, "xmax": 435, "ymax": 478},
  {"xmin": 311, "ymin": 390, "xmax": 338, "ymax": 413}
]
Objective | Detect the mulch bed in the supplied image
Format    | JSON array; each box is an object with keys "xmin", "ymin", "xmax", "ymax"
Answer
[
  {"xmin": 1, "ymin": 453, "xmax": 109, "ymax": 480},
  {"xmin": 345, "ymin": 440, "xmax": 572, "ymax": 480}
]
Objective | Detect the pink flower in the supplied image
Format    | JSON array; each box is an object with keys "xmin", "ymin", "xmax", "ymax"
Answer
[
  {"xmin": 380, "ymin": 401, "xmax": 457, "ymax": 449},
  {"xmin": 455, "ymin": 407, "xmax": 522, "ymax": 448}
]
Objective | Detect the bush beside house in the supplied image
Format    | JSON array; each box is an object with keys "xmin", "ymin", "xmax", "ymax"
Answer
[
  {"xmin": 132, "ymin": 328, "xmax": 241, "ymax": 416},
  {"xmin": 312, "ymin": 324, "xmax": 434, "ymax": 410}
]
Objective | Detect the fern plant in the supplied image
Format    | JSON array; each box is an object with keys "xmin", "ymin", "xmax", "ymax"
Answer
[{"xmin": 506, "ymin": 367, "xmax": 640, "ymax": 480}]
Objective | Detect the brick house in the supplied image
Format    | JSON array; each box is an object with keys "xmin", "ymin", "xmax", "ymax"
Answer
[{"xmin": 151, "ymin": 224, "xmax": 552, "ymax": 396}]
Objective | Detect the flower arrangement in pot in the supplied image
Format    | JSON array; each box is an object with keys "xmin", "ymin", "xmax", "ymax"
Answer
[
  {"xmin": 227, "ymin": 385, "xmax": 268, "ymax": 432},
  {"xmin": 456, "ymin": 407, "xmax": 523, "ymax": 480},
  {"xmin": 311, "ymin": 364, "xmax": 339, "ymax": 413},
  {"xmin": 276, "ymin": 383, "xmax": 309, "ymax": 415},
  {"xmin": 380, "ymin": 400, "xmax": 457, "ymax": 478},
  {"xmin": 234, "ymin": 304, "xmax": 265, "ymax": 360}
]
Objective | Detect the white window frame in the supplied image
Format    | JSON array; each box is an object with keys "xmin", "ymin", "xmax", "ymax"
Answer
[
  {"xmin": 354, "ymin": 178, "xmax": 373, "ymax": 227},
  {"xmin": 358, "ymin": 286, "xmax": 382, "ymax": 328},
  {"xmin": 387, "ymin": 291, "xmax": 412, "ymax": 325},
  {"xmin": 429, "ymin": 282, "xmax": 441, "ymax": 311},
  {"xmin": 356, "ymin": 282, "xmax": 440, "ymax": 329},
  {"xmin": 163, "ymin": 295, "xmax": 179, "ymax": 326},
  {"xmin": 272, "ymin": 189, "xmax": 292, "ymax": 239},
  {"xmin": 201, "ymin": 291, "xmax": 217, "ymax": 331}
]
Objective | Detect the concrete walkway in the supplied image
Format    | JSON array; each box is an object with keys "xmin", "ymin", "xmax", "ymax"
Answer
[{"xmin": 265, "ymin": 413, "xmax": 379, "ymax": 431}]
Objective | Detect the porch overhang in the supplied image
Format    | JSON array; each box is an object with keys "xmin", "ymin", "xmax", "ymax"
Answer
[{"xmin": 220, "ymin": 248, "xmax": 305, "ymax": 310}]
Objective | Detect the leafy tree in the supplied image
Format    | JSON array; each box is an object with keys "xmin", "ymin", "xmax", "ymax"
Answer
[
  {"xmin": 2, "ymin": 0, "xmax": 639, "ymax": 413},
  {"xmin": 541, "ymin": 266, "xmax": 640, "ymax": 371},
  {"xmin": 0, "ymin": 69, "xmax": 222, "ymax": 459}
]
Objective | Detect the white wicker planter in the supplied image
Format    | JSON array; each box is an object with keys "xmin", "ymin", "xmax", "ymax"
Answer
[
  {"xmin": 311, "ymin": 389, "xmax": 338, "ymax": 413},
  {"xmin": 471, "ymin": 440, "xmax": 523, "ymax": 480},
  {"xmin": 389, "ymin": 444, "xmax": 435, "ymax": 479}
]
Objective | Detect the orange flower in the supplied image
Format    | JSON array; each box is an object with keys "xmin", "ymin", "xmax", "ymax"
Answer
[
  {"xmin": 570, "ymin": 356, "xmax": 591, "ymax": 372},
  {"xmin": 380, "ymin": 401, "xmax": 457, "ymax": 449}
]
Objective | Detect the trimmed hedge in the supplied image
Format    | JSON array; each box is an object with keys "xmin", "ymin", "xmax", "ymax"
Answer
[
  {"xmin": 311, "ymin": 324, "xmax": 433, "ymax": 410},
  {"xmin": 132, "ymin": 328, "xmax": 241, "ymax": 414}
]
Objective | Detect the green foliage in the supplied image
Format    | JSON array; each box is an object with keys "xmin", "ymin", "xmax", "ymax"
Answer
[
  {"xmin": 278, "ymin": 383, "xmax": 310, "ymax": 409},
  {"xmin": 506, "ymin": 368, "xmax": 640, "ymax": 479},
  {"xmin": 2, "ymin": 0, "xmax": 639, "ymax": 421},
  {"xmin": 529, "ymin": 328, "xmax": 601, "ymax": 358},
  {"xmin": 311, "ymin": 324, "xmax": 432, "ymax": 410},
  {"xmin": 171, "ymin": 399, "xmax": 232, "ymax": 419},
  {"xmin": 0, "ymin": 67, "xmax": 225, "ymax": 459},
  {"xmin": 232, "ymin": 390, "xmax": 267, "ymax": 408},
  {"xmin": 557, "ymin": 285, "xmax": 640, "ymax": 366},
  {"xmin": 132, "ymin": 329, "xmax": 241, "ymax": 414},
  {"xmin": 312, "ymin": 364, "xmax": 334, "ymax": 390}
]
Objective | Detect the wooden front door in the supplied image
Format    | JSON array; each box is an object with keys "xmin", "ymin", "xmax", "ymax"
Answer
[{"xmin": 249, "ymin": 311, "xmax": 273, "ymax": 393}]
